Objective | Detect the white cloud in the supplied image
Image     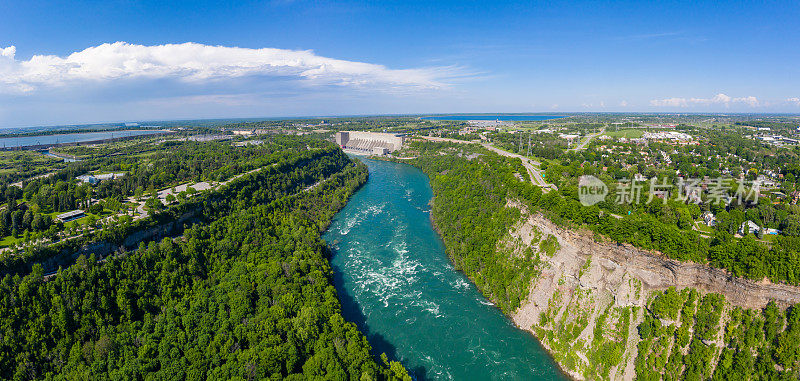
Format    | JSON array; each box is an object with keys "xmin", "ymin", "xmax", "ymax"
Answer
[
  {"xmin": 711, "ymin": 93, "xmax": 731, "ymax": 103},
  {"xmin": 788, "ymin": 97, "xmax": 800, "ymax": 106},
  {"xmin": 0, "ymin": 42, "xmax": 460, "ymax": 94},
  {"xmin": 619, "ymin": 100, "xmax": 628, "ymax": 107},
  {"xmin": 581, "ymin": 101, "xmax": 605, "ymax": 108},
  {"xmin": 0, "ymin": 46, "xmax": 14, "ymax": 58},
  {"xmin": 650, "ymin": 93, "xmax": 760, "ymax": 108},
  {"xmin": 650, "ymin": 97, "xmax": 688, "ymax": 107},
  {"xmin": 733, "ymin": 96, "xmax": 759, "ymax": 107}
]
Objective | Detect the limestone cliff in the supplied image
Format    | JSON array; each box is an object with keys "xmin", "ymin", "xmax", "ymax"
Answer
[{"xmin": 505, "ymin": 204, "xmax": 800, "ymax": 380}]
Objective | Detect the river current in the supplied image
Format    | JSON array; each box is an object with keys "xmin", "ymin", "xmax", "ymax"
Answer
[{"xmin": 323, "ymin": 158, "xmax": 566, "ymax": 380}]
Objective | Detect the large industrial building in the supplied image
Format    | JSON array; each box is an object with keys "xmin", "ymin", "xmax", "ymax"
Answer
[{"xmin": 334, "ymin": 131, "xmax": 405, "ymax": 155}]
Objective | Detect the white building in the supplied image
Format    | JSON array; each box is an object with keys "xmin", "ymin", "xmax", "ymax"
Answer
[
  {"xmin": 702, "ymin": 211, "xmax": 716, "ymax": 227},
  {"xmin": 335, "ymin": 131, "xmax": 405, "ymax": 155},
  {"xmin": 57, "ymin": 210, "xmax": 85, "ymax": 222},
  {"xmin": 739, "ymin": 220, "xmax": 760, "ymax": 235},
  {"xmin": 643, "ymin": 131, "xmax": 693, "ymax": 142},
  {"xmin": 77, "ymin": 173, "xmax": 124, "ymax": 184}
]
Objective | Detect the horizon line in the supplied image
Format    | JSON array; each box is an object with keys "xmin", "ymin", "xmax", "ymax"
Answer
[{"xmin": 3, "ymin": 111, "xmax": 800, "ymax": 130}]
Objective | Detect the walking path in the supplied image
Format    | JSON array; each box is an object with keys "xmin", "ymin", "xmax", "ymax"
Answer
[
  {"xmin": 3, "ymin": 163, "xmax": 278, "ymax": 255},
  {"xmin": 127, "ymin": 164, "xmax": 272, "ymax": 220}
]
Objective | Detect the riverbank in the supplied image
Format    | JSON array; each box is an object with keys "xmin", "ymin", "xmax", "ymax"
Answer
[
  {"xmin": 324, "ymin": 158, "xmax": 568, "ymax": 380},
  {"xmin": 394, "ymin": 139, "xmax": 800, "ymax": 380},
  {"xmin": 425, "ymin": 200, "xmax": 580, "ymax": 381}
]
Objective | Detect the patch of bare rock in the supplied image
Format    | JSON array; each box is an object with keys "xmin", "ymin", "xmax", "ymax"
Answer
[{"xmin": 506, "ymin": 206, "xmax": 800, "ymax": 380}]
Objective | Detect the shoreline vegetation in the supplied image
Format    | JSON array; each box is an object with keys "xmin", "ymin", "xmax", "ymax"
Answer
[
  {"xmin": 391, "ymin": 138, "xmax": 800, "ymax": 380},
  {"xmin": 2, "ymin": 114, "xmax": 800, "ymax": 380},
  {"xmin": 0, "ymin": 138, "xmax": 411, "ymax": 379}
]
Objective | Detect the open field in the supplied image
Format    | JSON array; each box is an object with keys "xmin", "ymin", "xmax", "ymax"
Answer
[{"xmin": 604, "ymin": 129, "xmax": 644, "ymax": 138}]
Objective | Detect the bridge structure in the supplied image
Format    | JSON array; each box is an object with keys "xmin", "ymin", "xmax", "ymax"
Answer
[{"xmin": 335, "ymin": 131, "xmax": 405, "ymax": 155}]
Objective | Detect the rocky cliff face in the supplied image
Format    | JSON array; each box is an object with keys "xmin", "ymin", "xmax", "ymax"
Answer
[{"xmin": 506, "ymin": 208, "xmax": 800, "ymax": 380}]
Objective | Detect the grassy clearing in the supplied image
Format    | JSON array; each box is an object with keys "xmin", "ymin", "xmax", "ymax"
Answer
[
  {"xmin": 694, "ymin": 222, "xmax": 714, "ymax": 234},
  {"xmin": 0, "ymin": 151, "xmax": 62, "ymax": 179},
  {"xmin": 604, "ymin": 129, "xmax": 644, "ymax": 138},
  {"xmin": 0, "ymin": 235, "xmax": 22, "ymax": 248}
]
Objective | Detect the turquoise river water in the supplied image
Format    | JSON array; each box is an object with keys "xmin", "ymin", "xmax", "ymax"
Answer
[{"xmin": 323, "ymin": 159, "xmax": 566, "ymax": 380}]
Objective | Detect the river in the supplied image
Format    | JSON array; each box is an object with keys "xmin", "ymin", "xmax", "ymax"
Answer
[
  {"xmin": 0, "ymin": 130, "xmax": 167, "ymax": 149},
  {"xmin": 323, "ymin": 158, "xmax": 566, "ymax": 380}
]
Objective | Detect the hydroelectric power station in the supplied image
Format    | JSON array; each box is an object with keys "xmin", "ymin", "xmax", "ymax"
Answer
[{"xmin": 335, "ymin": 131, "xmax": 405, "ymax": 155}]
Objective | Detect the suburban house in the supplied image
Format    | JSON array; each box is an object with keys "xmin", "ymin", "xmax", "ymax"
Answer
[
  {"xmin": 702, "ymin": 211, "xmax": 716, "ymax": 227},
  {"xmin": 739, "ymin": 220, "xmax": 760, "ymax": 236}
]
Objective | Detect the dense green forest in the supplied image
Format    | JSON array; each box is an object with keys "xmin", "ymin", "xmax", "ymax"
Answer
[
  {"xmin": 0, "ymin": 136, "xmax": 336, "ymax": 249},
  {"xmin": 0, "ymin": 140, "xmax": 409, "ymax": 380},
  {"xmin": 400, "ymin": 139, "xmax": 800, "ymax": 380},
  {"xmin": 403, "ymin": 140, "xmax": 800, "ymax": 286},
  {"xmin": 637, "ymin": 288, "xmax": 799, "ymax": 380},
  {"xmin": 399, "ymin": 141, "xmax": 538, "ymax": 313}
]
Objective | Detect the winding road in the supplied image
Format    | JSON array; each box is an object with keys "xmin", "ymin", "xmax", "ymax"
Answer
[{"xmin": 417, "ymin": 136, "xmax": 558, "ymax": 192}]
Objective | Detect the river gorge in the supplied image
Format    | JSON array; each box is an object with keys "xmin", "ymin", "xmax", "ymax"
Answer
[{"xmin": 323, "ymin": 158, "xmax": 566, "ymax": 380}]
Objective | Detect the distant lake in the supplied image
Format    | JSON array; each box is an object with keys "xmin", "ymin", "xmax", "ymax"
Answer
[
  {"xmin": 0, "ymin": 130, "xmax": 166, "ymax": 149},
  {"xmin": 422, "ymin": 115, "xmax": 567, "ymax": 121}
]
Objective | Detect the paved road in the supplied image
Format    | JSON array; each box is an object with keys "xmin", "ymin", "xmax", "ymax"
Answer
[
  {"xmin": 417, "ymin": 136, "xmax": 558, "ymax": 192},
  {"xmin": 569, "ymin": 128, "xmax": 605, "ymax": 151}
]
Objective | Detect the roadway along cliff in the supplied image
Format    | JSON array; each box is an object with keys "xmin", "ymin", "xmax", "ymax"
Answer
[{"xmin": 416, "ymin": 136, "xmax": 557, "ymax": 191}]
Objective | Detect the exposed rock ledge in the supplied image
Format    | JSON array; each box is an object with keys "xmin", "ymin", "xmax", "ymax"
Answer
[{"xmin": 508, "ymin": 211, "xmax": 800, "ymax": 381}]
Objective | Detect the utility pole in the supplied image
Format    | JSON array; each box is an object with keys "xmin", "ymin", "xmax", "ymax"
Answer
[{"xmin": 526, "ymin": 134, "xmax": 531, "ymax": 157}]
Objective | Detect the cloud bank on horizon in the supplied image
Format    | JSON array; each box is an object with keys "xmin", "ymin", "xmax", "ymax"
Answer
[
  {"xmin": 0, "ymin": 42, "xmax": 457, "ymax": 94},
  {"xmin": 0, "ymin": 41, "xmax": 798, "ymax": 127},
  {"xmin": 648, "ymin": 93, "xmax": 800, "ymax": 110},
  {"xmin": 649, "ymin": 93, "xmax": 762, "ymax": 108}
]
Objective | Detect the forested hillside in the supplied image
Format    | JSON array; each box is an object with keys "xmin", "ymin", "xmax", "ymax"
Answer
[
  {"xmin": 637, "ymin": 289, "xmax": 800, "ymax": 381},
  {"xmin": 405, "ymin": 139, "xmax": 800, "ymax": 289},
  {"xmin": 0, "ymin": 141, "xmax": 409, "ymax": 380},
  {"xmin": 0, "ymin": 136, "xmax": 328, "ymax": 249},
  {"xmin": 404, "ymin": 142, "xmax": 536, "ymax": 314},
  {"xmin": 398, "ymin": 140, "xmax": 800, "ymax": 380}
]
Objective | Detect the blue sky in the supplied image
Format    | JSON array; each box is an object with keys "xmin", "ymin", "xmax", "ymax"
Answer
[{"xmin": 1, "ymin": 0, "xmax": 799, "ymax": 127}]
